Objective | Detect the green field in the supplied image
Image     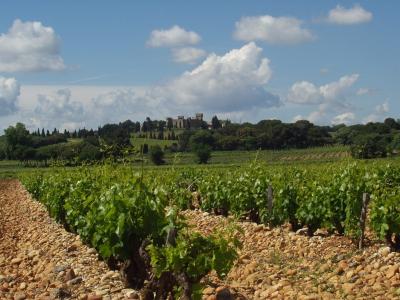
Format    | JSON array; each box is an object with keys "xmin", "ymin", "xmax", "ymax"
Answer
[
  {"xmin": 130, "ymin": 137, "xmax": 176, "ymax": 150},
  {"xmin": 164, "ymin": 145, "xmax": 351, "ymax": 165},
  {"xmin": 0, "ymin": 145, "xmax": 360, "ymax": 178},
  {"xmin": 4, "ymin": 144, "xmax": 400, "ymax": 179}
]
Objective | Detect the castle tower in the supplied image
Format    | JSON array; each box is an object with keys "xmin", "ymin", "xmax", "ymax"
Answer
[{"xmin": 195, "ymin": 113, "xmax": 203, "ymax": 121}]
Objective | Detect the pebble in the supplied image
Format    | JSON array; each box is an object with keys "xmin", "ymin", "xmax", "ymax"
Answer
[
  {"xmin": 203, "ymin": 286, "xmax": 215, "ymax": 295},
  {"xmin": 19, "ymin": 282, "xmax": 27, "ymax": 290},
  {"xmin": 379, "ymin": 247, "xmax": 391, "ymax": 257},
  {"xmin": 215, "ymin": 286, "xmax": 231, "ymax": 300},
  {"xmin": 65, "ymin": 268, "xmax": 76, "ymax": 281},
  {"xmin": 87, "ymin": 293, "xmax": 103, "ymax": 300},
  {"xmin": 13, "ymin": 292, "xmax": 26, "ymax": 300}
]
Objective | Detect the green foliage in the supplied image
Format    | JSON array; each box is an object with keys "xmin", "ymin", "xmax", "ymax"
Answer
[
  {"xmin": 350, "ymin": 138, "xmax": 387, "ymax": 159},
  {"xmin": 296, "ymin": 181, "xmax": 330, "ymax": 235},
  {"xmin": 265, "ymin": 170, "xmax": 304, "ymax": 229},
  {"xmin": 370, "ymin": 189, "xmax": 400, "ymax": 244},
  {"xmin": 20, "ymin": 165, "xmax": 240, "ymax": 295},
  {"xmin": 147, "ymin": 226, "xmax": 241, "ymax": 297},
  {"xmin": 150, "ymin": 145, "xmax": 165, "ymax": 165},
  {"xmin": 370, "ymin": 167, "xmax": 400, "ymax": 248},
  {"xmin": 78, "ymin": 142, "xmax": 102, "ymax": 162},
  {"xmin": 189, "ymin": 130, "xmax": 215, "ymax": 148},
  {"xmin": 193, "ymin": 145, "xmax": 211, "ymax": 164},
  {"xmin": 19, "ymin": 159, "xmax": 400, "ymax": 293}
]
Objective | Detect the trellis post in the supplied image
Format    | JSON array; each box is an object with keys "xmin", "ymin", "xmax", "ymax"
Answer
[
  {"xmin": 359, "ymin": 192, "xmax": 370, "ymax": 249},
  {"xmin": 267, "ymin": 184, "xmax": 274, "ymax": 214}
]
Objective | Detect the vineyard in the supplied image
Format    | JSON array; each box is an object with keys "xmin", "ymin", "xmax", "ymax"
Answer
[{"xmin": 14, "ymin": 159, "xmax": 400, "ymax": 298}]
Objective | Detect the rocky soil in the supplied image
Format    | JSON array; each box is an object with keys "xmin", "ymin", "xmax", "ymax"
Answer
[
  {"xmin": 0, "ymin": 180, "xmax": 134, "ymax": 300},
  {"xmin": 183, "ymin": 211, "xmax": 400, "ymax": 300},
  {"xmin": 1, "ymin": 179, "xmax": 400, "ymax": 299}
]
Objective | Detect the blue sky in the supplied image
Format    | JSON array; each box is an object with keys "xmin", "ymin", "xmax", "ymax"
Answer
[{"xmin": 0, "ymin": 1, "xmax": 398, "ymax": 131}]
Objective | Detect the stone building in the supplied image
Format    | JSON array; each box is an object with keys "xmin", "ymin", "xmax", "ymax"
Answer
[{"xmin": 167, "ymin": 113, "xmax": 204, "ymax": 129}]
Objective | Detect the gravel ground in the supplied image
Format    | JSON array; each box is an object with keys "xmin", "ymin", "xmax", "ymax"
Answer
[
  {"xmin": 0, "ymin": 180, "xmax": 133, "ymax": 300},
  {"xmin": 183, "ymin": 210, "xmax": 400, "ymax": 300},
  {"xmin": 1, "ymin": 179, "xmax": 400, "ymax": 299}
]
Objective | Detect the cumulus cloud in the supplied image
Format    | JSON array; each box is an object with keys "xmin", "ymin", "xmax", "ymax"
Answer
[
  {"xmin": 147, "ymin": 25, "xmax": 201, "ymax": 48},
  {"xmin": 287, "ymin": 81, "xmax": 321, "ymax": 104},
  {"xmin": 288, "ymin": 74, "xmax": 360, "ymax": 124},
  {"xmin": 172, "ymin": 47, "xmax": 207, "ymax": 64},
  {"xmin": 4, "ymin": 43, "xmax": 280, "ymax": 130},
  {"xmin": 164, "ymin": 42, "xmax": 280, "ymax": 111},
  {"xmin": 0, "ymin": 77, "xmax": 20, "ymax": 116},
  {"xmin": 234, "ymin": 15, "xmax": 314, "ymax": 45},
  {"xmin": 375, "ymin": 101, "xmax": 389, "ymax": 114},
  {"xmin": 33, "ymin": 89, "xmax": 85, "ymax": 129},
  {"xmin": 363, "ymin": 101, "xmax": 389, "ymax": 123},
  {"xmin": 91, "ymin": 42, "xmax": 280, "ymax": 120},
  {"xmin": 0, "ymin": 19, "xmax": 65, "ymax": 72},
  {"xmin": 90, "ymin": 87, "xmax": 170, "ymax": 125},
  {"xmin": 332, "ymin": 112, "xmax": 355, "ymax": 125},
  {"xmin": 320, "ymin": 74, "xmax": 359, "ymax": 100},
  {"xmin": 288, "ymin": 74, "xmax": 359, "ymax": 105},
  {"xmin": 326, "ymin": 4, "xmax": 373, "ymax": 25}
]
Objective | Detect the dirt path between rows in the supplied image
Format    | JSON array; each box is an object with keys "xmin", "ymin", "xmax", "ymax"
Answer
[{"xmin": 0, "ymin": 180, "xmax": 129, "ymax": 300}]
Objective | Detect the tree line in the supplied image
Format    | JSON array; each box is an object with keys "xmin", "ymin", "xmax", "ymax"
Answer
[{"xmin": 1, "ymin": 116, "xmax": 400, "ymax": 164}]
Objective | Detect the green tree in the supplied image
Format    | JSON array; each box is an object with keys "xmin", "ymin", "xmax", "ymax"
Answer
[
  {"xmin": 78, "ymin": 142, "xmax": 102, "ymax": 162},
  {"xmin": 4, "ymin": 123, "xmax": 32, "ymax": 160},
  {"xmin": 193, "ymin": 144, "xmax": 211, "ymax": 164},
  {"xmin": 211, "ymin": 115, "xmax": 222, "ymax": 129},
  {"xmin": 189, "ymin": 130, "xmax": 215, "ymax": 149},
  {"xmin": 149, "ymin": 145, "xmax": 165, "ymax": 165}
]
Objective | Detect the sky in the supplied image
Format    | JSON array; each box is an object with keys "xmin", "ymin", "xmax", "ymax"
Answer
[{"xmin": 0, "ymin": 1, "xmax": 399, "ymax": 131}]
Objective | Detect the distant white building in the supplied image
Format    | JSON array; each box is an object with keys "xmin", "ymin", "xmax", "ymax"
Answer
[{"xmin": 167, "ymin": 113, "xmax": 204, "ymax": 129}]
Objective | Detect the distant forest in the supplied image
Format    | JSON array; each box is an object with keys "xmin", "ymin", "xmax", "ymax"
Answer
[{"xmin": 1, "ymin": 116, "xmax": 399, "ymax": 164}]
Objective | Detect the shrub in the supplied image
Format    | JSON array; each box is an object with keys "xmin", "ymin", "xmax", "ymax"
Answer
[
  {"xmin": 193, "ymin": 145, "xmax": 211, "ymax": 164},
  {"xmin": 150, "ymin": 145, "xmax": 165, "ymax": 165}
]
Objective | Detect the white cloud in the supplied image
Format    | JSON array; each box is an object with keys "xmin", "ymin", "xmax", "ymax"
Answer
[
  {"xmin": 164, "ymin": 42, "xmax": 279, "ymax": 111},
  {"xmin": 0, "ymin": 77, "xmax": 20, "ymax": 116},
  {"xmin": 234, "ymin": 15, "xmax": 314, "ymax": 45},
  {"xmin": 147, "ymin": 25, "xmax": 201, "ymax": 48},
  {"xmin": 172, "ymin": 47, "xmax": 207, "ymax": 64},
  {"xmin": 363, "ymin": 100, "xmax": 390, "ymax": 123},
  {"xmin": 90, "ymin": 87, "xmax": 170, "ymax": 125},
  {"xmin": 332, "ymin": 112, "xmax": 355, "ymax": 125},
  {"xmin": 287, "ymin": 74, "xmax": 359, "ymax": 104},
  {"xmin": 356, "ymin": 87, "xmax": 374, "ymax": 96},
  {"xmin": 287, "ymin": 74, "xmax": 359, "ymax": 124},
  {"xmin": 363, "ymin": 100, "xmax": 389, "ymax": 123},
  {"xmin": 319, "ymin": 74, "xmax": 359, "ymax": 100},
  {"xmin": 33, "ymin": 89, "xmax": 86, "ymax": 129},
  {"xmin": 326, "ymin": 4, "xmax": 373, "ymax": 25},
  {"xmin": 2, "ymin": 43, "xmax": 280, "ymax": 131},
  {"xmin": 375, "ymin": 101, "xmax": 389, "ymax": 114},
  {"xmin": 0, "ymin": 19, "xmax": 65, "ymax": 72},
  {"xmin": 93, "ymin": 42, "xmax": 280, "ymax": 117},
  {"xmin": 287, "ymin": 81, "xmax": 321, "ymax": 104}
]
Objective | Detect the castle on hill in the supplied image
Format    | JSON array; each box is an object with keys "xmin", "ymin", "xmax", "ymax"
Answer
[{"xmin": 166, "ymin": 113, "xmax": 205, "ymax": 129}]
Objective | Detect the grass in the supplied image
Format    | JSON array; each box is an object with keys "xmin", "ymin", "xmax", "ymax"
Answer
[
  {"xmin": 162, "ymin": 145, "xmax": 351, "ymax": 166},
  {"xmin": 130, "ymin": 137, "xmax": 176, "ymax": 150},
  {"xmin": 0, "ymin": 160, "xmax": 29, "ymax": 178},
  {"xmin": 6, "ymin": 144, "xmax": 400, "ymax": 179}
]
